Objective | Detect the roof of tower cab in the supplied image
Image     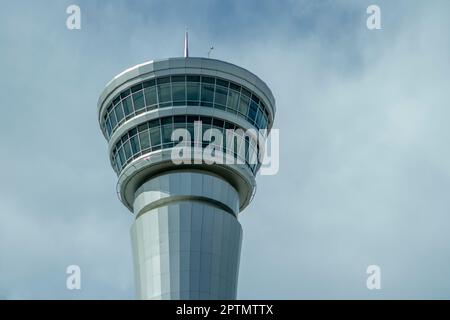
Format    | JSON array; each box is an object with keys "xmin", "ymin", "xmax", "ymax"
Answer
[{"xmin": 97, "ymin": 57, "xmax": 276, "ymax": 125}]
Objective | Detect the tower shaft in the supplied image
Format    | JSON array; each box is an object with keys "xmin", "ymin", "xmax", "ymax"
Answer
[{"xmin": 131, "ymin": 171, "xmax": 242, "ymax": 299}]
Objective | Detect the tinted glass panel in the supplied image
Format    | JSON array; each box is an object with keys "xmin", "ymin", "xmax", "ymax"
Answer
[
  {"xmin": 200, "ymin": 84, "xmax": 214, "ymax": 106},
  {"xmin": 139, "ymin": 131, "xmax": 150, "ymax": 150},
  {"xmin": 227, "ymin": 90, "xmax": 240, "ymax": 112},
  {"xmin": 172, "ymin": 83, "xmax": 186, "ymax": 102},
  {"xmin": 149, "ymin": 119, "xmax": 160, "ymax": 128},
  {"xmin": 138, "ymin": 123, "xmax": 148, "ymax": 132},
  {"xmin": 132, "ymin": 91, "xmax": 145, "ymax": 111},
  {"xmin": 216, "ymin": 79, "xmax": 229, "ymax": 88},
  {"xmin": 201, "ymin": 76, "xmax": 215, "ymax": 84},
  {"xmin": 187, "ymin": 75, "xmax": 200, "ymax": 82},
  {"xmin": 106, "ymin": 118, "xmax": 112, "ymax": 136},
  {"xmin": 238, "ymin": 94, "xmax": 250, "ymax": 117},
  {"xmin": 131, "ymin": 83, "xmax": 142, "ymax": 93},
  {"xmin": 144, "ymin": 86, "xmax": 157, "ymax": 106},
  {"xmin": 157, "ymin": 76, "xmax": 170, "ymax": 84},
  {"xmin": 214, "ymin": 86, "xmax": 228, "ymax": 108},
  {"xmin": 162, "ymin": 125, "xmax": 173, "ymax": 144},
  {"xmin": 130, "ymin": 135, "xmax": 140, "ymax": 154},
  {"xmin": 123, "ymin": 140, "xmax": 132, "ymax": 158},
  {"xmin": 158, "ymin": 84, "xmax": 171, "ymax": 104},
  {"xmin": 143, "ymin": 79, "xmax": 156, "ymax": 88},
  {"xmin": 186, "ymin": 83, "xmax": 200, "ymax": 102},
  {"xmin": 114, "ymin": 103, "xmax": 124, "ymax": 123},
  {"xmin": 229, "ymin": 82, "xmax": 240, "ymax": 91},
  {"xmin": 249, "ymin": 100, "xmax": 258, "ymax": 121},
  {"xmin": 171, "ymin": 75, "xmax": 185, "ymax": 82},
  {"xmin": 118, "ymin": 147, "xmax": 125, "ymax": 166},
  {"xmin": 255, "ymin": 108, "xmax": 263, "ymax": 128},
  {"xmin": 174, "ymin": 115, "xmax": 186, "ymax": 123},
  {"xmin": 120, "ymin": 89, "xmax": 131, "ymax": 99},
  {"xmin": 150, "ymin": 127, "xmax": 161, "ymax": 146},
  {"xmin": 122, "ymin": 96, "xmax": 133, "ymax": 116},
  {"xmin": 103, "ymin": 75, "xmax": 271, "ymax": 138},
  {"xmin": 161, "ymin": 116, "xmax": 172, "ymax": 125},
  {"xmin": 129, "ymin": 127, "xmax": 137, "ymax": 137}
]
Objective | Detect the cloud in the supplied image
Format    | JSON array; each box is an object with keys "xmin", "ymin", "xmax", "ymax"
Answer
[{"xmin": 0, "ymin": 0, "xmax": 450, "ymax": 299}]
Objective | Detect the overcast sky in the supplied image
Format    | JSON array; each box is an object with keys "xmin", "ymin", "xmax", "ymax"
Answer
[{"xmin": 1, "ymin": 0, "xmax": 450, "ymax": 299}]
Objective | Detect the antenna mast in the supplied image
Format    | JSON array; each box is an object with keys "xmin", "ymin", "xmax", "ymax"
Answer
[{"xmin": 184, "ymin": 29, "xmax": 189, "ymax": 58}]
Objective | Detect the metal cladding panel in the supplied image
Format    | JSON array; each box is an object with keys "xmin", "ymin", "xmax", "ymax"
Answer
[{"xmin": 131, "ymin": 202, "xmax": 242, "ymax": 300}]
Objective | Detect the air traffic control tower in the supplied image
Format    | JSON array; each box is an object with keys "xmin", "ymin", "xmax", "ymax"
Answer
[{"xmin": 97, "ymin": 39, "xmax": 276, "ymax": 299}]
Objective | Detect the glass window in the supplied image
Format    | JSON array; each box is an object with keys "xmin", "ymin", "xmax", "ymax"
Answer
[
  {"xmin": 226, "ymin": 89, "xmax": 240, "ymax": 112},
  {"xmin": 174, "ymin": 116, "xmax": 186, "ymax": 131},
  {"xmin": 120, "ymin": 89, "xmax": 131, "ymax": 99},
  {"xmin": 187, "ymin": 115, "xmax": 199, "ymax": 123},
  {"xmin": 139, "ymin": 131, "xmax": 150, "ymax": 150},
  {"xmin": 149, "ymin": 118, "xmax": 160, "ymax": 128},
  {"xmin": 162, "ymin": 124, "xmax": 172, "ymax": 144},
  {"xmin": 157, "ymin": 83, "xmax": 172, "ymax": 106},
  {"xmin": 112, "ymin": 97, "xmax": 120, "ymax": 106},
  {"xmin": 131, "ymin": 83, "xmax": 142, "ymax": 93},
  {"xmin": 161, "ymin": 116, "xmax": 172, "ymax": 126},
  {"xmin": 187, "ymin": 75, "xmax": 200, "ymax": 82},
  {"xmin": 109, "ymin": 110, "xmax": 117, "ymax": 129},
  {"xmin": 249, "ymin": 100, "xmax": 258, "ymax": 122},
  {"xmin": 200, "ymin": 84, "xmax": 214, "ymax": 107},
  {"xmin": 130, "ymin": 135, "xmax": 140, "ymax": 155},
  {"xmin": 144, "ymin": 86, "xmax": 157, "ymax": 107},
  {"xmin": 174, "ymin": 115, "xmax": 186, "ymax": 123},
  {"xmin": 143, "ymin": 79, "xmax": 156, "ymax": 88},
  {"xmin": 172, "ymin": 82, "xmax": 186, "ymax": 103},
  {"xmin": 200, "ymin": 116, "xmax": 211, "ymax": 126},
  {"xmin": 230, "ymin": 82, "xmax": 240, "ymax": 91},
  {"xmin": 261, "ymin": 114, "xmax": 268, "ymax": 129},
  {"xmin": 138, "ymin": 123, "xmax": 148, "ymax": 132},
  {"xmin": 216, "ymin": 79, "xmax": 229, "ymax": 88},
  {"xmin": 157, "ymin": 76, "xmax": 170, "ymax": 84},
  {"xmin": 238, "ymin": 94, "xmax": 250, "ymax": 117},
  {"xmin": 214, "ymin": 85, "xmax": 228, "ymax": 109},
  {"xmin": 132, "ymin": 91, "xmax": 145, "ymax": 112},
  {"xmin": 106, "ymin": 118, "xmax": 112, "ymax": 136},
  {"xmin": 129, "ymin": 127, "xmax": 137, "ymax": 137},
  {"xmin": 201, "ymin": 76, "xmax": 215, "ymax": 84},
  {"xmin": 114, "ymin": 103, "xmax": 125, "ymax": 123},
  {"xmin": 171, "ymin": 75, "xmax": 185, "ymax": 82},
  {"xmin": 115, "ymin": 153, "xmax": 122, "ymax": 171},
  {"xmin": 255, "ymin": 108, "xmax": 263, "ymax": 128},
  {"xmin": 150, "ymin": 126, "xmax": 161, "ymax": 146},
  {"xmin": 213, "ymin": 118, "xmax": 224, "ymax": 128},
  {"xmin": 118, "ymin": 147, "xmax": 125, "ymax": 168},
  {"xmin": 122, "ymin": 96, "xmax": 133, "ymax": 117},
  {"xmin": 123, "ymin": 140, "xmax": 132, "ymax": 159},
  {"xmin": 187, "ymin": 82, "xmax": 200, "ymax": 105}
]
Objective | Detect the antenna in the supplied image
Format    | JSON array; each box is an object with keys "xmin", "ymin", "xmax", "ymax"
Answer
[
  {"xmin": 184, "ymin": 28, "xmax": 189, "ymax": 58},
  {"xmin": 208, "ymin": 45, "xmax": 214, "ymax": 58}
]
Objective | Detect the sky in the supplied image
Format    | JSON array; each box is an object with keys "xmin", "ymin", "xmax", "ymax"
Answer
[{"xmin": 1, "ymin": 0, "xmax": 450, "ymax": 299}]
